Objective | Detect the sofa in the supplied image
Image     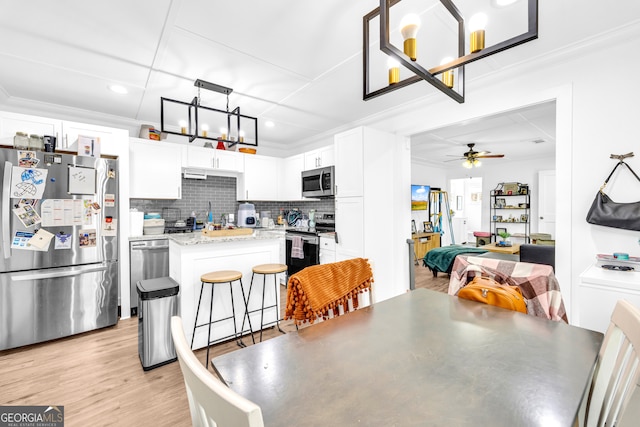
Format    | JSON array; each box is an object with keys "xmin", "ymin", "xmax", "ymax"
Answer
[{"xmin": 519, "ymin": 244, "xmax": 555, "ymax": 271}]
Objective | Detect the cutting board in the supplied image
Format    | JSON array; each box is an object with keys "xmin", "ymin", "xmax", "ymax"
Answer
[{"xmin": 201, "ymin": 228, "xmax": 253, "ymax": 237}]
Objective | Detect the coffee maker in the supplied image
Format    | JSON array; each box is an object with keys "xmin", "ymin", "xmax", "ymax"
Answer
[{"xmin": 237, "ymin": 203, "xmax": 257, "ymax": 228}]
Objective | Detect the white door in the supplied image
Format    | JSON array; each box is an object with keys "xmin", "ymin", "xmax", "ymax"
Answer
[{"xmin": 538, "ymin": 170, "xmax": 556, "ymax": 237}]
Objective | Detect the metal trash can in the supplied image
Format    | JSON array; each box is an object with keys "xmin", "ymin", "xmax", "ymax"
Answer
[{"xmin": 137, "ymin": 277, "xmax": 180, "ymax": 371}]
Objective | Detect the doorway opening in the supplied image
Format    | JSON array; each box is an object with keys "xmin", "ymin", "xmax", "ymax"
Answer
[{"xmin": 443, "ymin": 177, "xmax": 482, "ymax": 246}]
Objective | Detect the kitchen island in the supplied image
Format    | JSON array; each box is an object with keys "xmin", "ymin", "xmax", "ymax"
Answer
[{"xmin": 169, "ymin": 230, "xmax": 284, "ymax": 349}]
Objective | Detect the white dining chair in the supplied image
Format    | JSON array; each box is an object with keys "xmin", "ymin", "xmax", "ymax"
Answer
[
  {"xmin": 170, "ymin": 316, "xmax": 264, "ymax": 427},
  {"xmin": 579, "ymin": 300, "xmax": 640, "ymax": 427}
]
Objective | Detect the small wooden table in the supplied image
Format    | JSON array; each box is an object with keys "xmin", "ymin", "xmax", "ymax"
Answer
[
  {"xmin": 480, "ymin": 242, "xmax": 521, "ymax": 254},
  {"xmin": 212, "ymin": 289, "xmax": 602, "ymax": 426}
]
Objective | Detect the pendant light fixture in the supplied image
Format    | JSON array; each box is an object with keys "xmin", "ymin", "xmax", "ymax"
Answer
[
  {"xmin": 160, "ymin": 79, "xmax": 258, "ymax": 147},
  {"xmin": 363, "ymin": 0, "xmax": 538, "ymax": 102}
]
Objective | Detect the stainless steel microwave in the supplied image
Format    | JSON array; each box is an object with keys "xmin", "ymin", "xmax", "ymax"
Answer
[{"xmin": 301, "ymin": 166, "xmax": 335, "ymax": 198}]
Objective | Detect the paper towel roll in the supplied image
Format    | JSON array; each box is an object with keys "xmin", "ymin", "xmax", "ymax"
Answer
[{"xmin": 130, "ymin": 212, "xmax": 144, "ymax": 237}]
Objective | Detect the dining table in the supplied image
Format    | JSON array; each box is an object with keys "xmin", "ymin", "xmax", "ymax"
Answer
[{"xmin": 212, "ymin": 288, "xmax": 603, "ymax": 426}]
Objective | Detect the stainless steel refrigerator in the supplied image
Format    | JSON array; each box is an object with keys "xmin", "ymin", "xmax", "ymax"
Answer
[{"xmin": 0, "ymin": 147, "xmax": 118, "ymax": 350}]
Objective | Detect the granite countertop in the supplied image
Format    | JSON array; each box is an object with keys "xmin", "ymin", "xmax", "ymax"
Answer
[
  {"xmin": 129, "ymin": 227, "xmax": 288, "ymax": 243},
  {"xmin": 167, "ymin": 229, "xmax": 284, "ymax": 246}
]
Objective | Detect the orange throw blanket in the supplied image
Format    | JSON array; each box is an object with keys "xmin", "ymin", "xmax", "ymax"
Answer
[{"xmin": 285, "ymin": 258, "xmax": 373, "ymax": 325}]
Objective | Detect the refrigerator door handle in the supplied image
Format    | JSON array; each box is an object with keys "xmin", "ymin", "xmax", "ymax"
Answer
[
  {"xmin": 2, "ymin": 161, "xmax": 12, "ymax": 259},
  {"xmin": 10, "ymin": 264, "xmax": 108, "ymax": 281}
]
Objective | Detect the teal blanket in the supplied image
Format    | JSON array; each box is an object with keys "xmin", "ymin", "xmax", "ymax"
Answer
[{"xmin": 423, "ymin": 246, "xmax": 488, "ymax": 273}]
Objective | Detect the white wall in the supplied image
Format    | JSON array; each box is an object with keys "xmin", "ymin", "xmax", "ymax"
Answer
[
  {"xmin": 412, "ymin": 157, "xmax": 554, "ymax": 245},
  {"xmin": 369, "ymin": 21, "xmax": 640, "ymax": 322}
]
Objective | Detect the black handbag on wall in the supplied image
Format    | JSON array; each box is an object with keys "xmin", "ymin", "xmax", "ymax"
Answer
[{"xmin": 586, "ymin": 156, "xmax": 640, "ymax": 231}]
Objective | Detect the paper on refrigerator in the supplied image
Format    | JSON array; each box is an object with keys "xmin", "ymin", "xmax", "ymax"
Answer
[
  {"xmin": 27, "ymin": 228, "xmax": 54, "ymax": 250},
  {"xmin": 40, "ymin": 199, "xmax": 94, "ymax": 227},
  {"xmin": 10, "ymin": 166, "xmax": 48, "ymax": 199}
]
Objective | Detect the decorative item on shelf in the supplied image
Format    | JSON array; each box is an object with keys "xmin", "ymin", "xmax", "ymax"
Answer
[
  {"xmin": 497, "ymin": 231, "xmax": 512, "ymax": 247},
  {"xmin": 216, "ymin": 138, "xmax": 226, "ymax": 150},
  {"xmin": 160, "ymin": 78, "xmax": 258, "ymax": 148},
  {"xmin": 423, "ymin": 221, "xmax": 433, "ymax": 233},
  {"xmin": 362, "ymin": 0, "xmax": 538, "ymax": 102}
]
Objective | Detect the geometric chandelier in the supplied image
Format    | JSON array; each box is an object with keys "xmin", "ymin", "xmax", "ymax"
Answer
[
  {"xmin": 160, "ymin": 79, "xmax": 258, "ymax": 147},
  {"xmin": 363, "ymin": 0, "xmax": 538, "ymax": 102}
]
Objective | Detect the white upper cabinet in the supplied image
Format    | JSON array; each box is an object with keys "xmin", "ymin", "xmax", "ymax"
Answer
[
  {"xmin": 130, "ymin": 138, "xmax": 182, "ymax": 199},
  {"xmin": 0, "ymin": 113, "xmax": 125, "ymax": 157},
  {"xmin": 334, "ymin": 128, "xmax": 364, "ymax": 197},
  {"xmin": 0, "ymin": 112, "xmax": 62, "ymax": 145},
  {"xmin": 237, "ymin": 154, "xmax": 279, "ymax": 201},
  {"xmin": 278, "ymin": 154, "xmax": 304, "ymax": 201},
  {"xmin": 304, "ymin": 145, "xmax": 335, "ymax": 170},
  {"xmin": 61, "ymin": 120, "xmax": 129, "ymax": 156},
  {"xmin": 183, "ymin": 145, "xmax": 244, "ymax": 173}
]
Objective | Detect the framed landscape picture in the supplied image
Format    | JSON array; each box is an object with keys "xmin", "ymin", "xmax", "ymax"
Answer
[{"xmin": 411, "ymin": 185, "xmax": 430, "ymax": 211}]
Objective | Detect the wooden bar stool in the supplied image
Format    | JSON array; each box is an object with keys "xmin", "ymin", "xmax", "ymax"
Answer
[
  {"xmin": 191, "ymin": 270, "xmax": 251, "ymax": 369},
  {"xmin": 240, "ymin": 263, "xmax": 287, "ymax": 344}
]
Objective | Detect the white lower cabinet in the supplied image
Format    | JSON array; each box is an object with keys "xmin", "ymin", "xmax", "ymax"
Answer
[
  {"xmin": 577, "ymin": 265, "xmax": 640, "ymax": 333},
  {"xmin": 319, "ymin": 235, "xmax": 336, "ymax": 264},
  {"xmin": 335, "ymin": 197, "xmax": 364, "ymax": 261},
  {"xmin": 130, "ymin": 138, "xmax": 182, "ymax": 199}
]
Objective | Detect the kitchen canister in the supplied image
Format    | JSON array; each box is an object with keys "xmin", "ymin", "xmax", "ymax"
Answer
[{"xmin": 13, "ymin": 132, "xmax": 29, "ymax": 149}]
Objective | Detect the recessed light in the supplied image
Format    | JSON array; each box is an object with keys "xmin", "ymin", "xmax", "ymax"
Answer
[
  {"xmin": 265, "ymin": 121, "xmax": 275, "ymax": 128},
  {"xmin": 493, "ymin": 0, "xmax": 519, "ymax": 7},
  {"xmin": 108, "ymin": 84, "xmax": 128, "ymax": 94}
]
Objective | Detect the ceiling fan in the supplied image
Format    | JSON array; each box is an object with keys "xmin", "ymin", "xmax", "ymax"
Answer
[{"xmin": 446, "ymin": 143, "xmax": 505, "ymax": 168}]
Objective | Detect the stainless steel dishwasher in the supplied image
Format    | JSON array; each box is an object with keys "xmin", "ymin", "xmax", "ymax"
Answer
[{"xmin": 129, "ymin": 238, "xmax": 170, "ymax": 316}]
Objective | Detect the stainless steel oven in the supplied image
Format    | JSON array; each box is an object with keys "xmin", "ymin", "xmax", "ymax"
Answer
[{"xmin": 285, "ymin": 231, "xmax": 320, "ymax": 276}]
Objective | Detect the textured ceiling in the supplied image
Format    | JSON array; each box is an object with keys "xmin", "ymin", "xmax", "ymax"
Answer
[{"xmin": 0, "ymin": 1, "xmax": 638, "ymax": 158}]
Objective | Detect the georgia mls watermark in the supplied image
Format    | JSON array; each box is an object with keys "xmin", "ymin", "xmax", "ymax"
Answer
[{"xmin": 0, "ymin": 406, "xmax": 64, "ymax": 427}]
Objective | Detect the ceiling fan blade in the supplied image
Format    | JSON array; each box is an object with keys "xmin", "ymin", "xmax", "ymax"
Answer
[
  {"xmin": 444, "ymin": 158, "xmax": 465, "ymax": 162},
  {"xmin": 476, "ymin": 154, "xmax": 505, "ymax": 158}
]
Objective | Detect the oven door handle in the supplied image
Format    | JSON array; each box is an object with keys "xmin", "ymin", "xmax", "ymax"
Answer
[{"xmin": 286, "ymin": 235, "xmax": 319, "ymax": 244}]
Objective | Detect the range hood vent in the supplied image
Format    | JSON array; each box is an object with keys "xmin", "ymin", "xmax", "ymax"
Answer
[{"xmin": 183, "ymin": 169, "xmax": 207, "ymax": 180}]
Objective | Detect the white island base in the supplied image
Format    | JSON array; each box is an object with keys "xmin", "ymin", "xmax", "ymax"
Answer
[{"xmin": 169, "ymin": 233, "xmax": 284, "ymax": 350}]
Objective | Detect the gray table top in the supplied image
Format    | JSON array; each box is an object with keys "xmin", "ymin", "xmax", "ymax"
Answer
[{"xmin": 212, "ymin": 288, "xmax": 603, "ymax": 427}]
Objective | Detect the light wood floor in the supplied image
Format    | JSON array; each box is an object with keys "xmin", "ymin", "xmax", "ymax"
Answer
[{"xmin": 0, "ymin": 266, "xmax": 448, "ymax": 426}]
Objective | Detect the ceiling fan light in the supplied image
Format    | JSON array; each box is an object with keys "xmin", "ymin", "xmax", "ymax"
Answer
[
  {"xmin": 474, "ymin": 159, "xmax": 482, "ymax": 167},
  {"xmin": 462, "ymin": 159, "xmax": 473, "ymax": 169}
]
